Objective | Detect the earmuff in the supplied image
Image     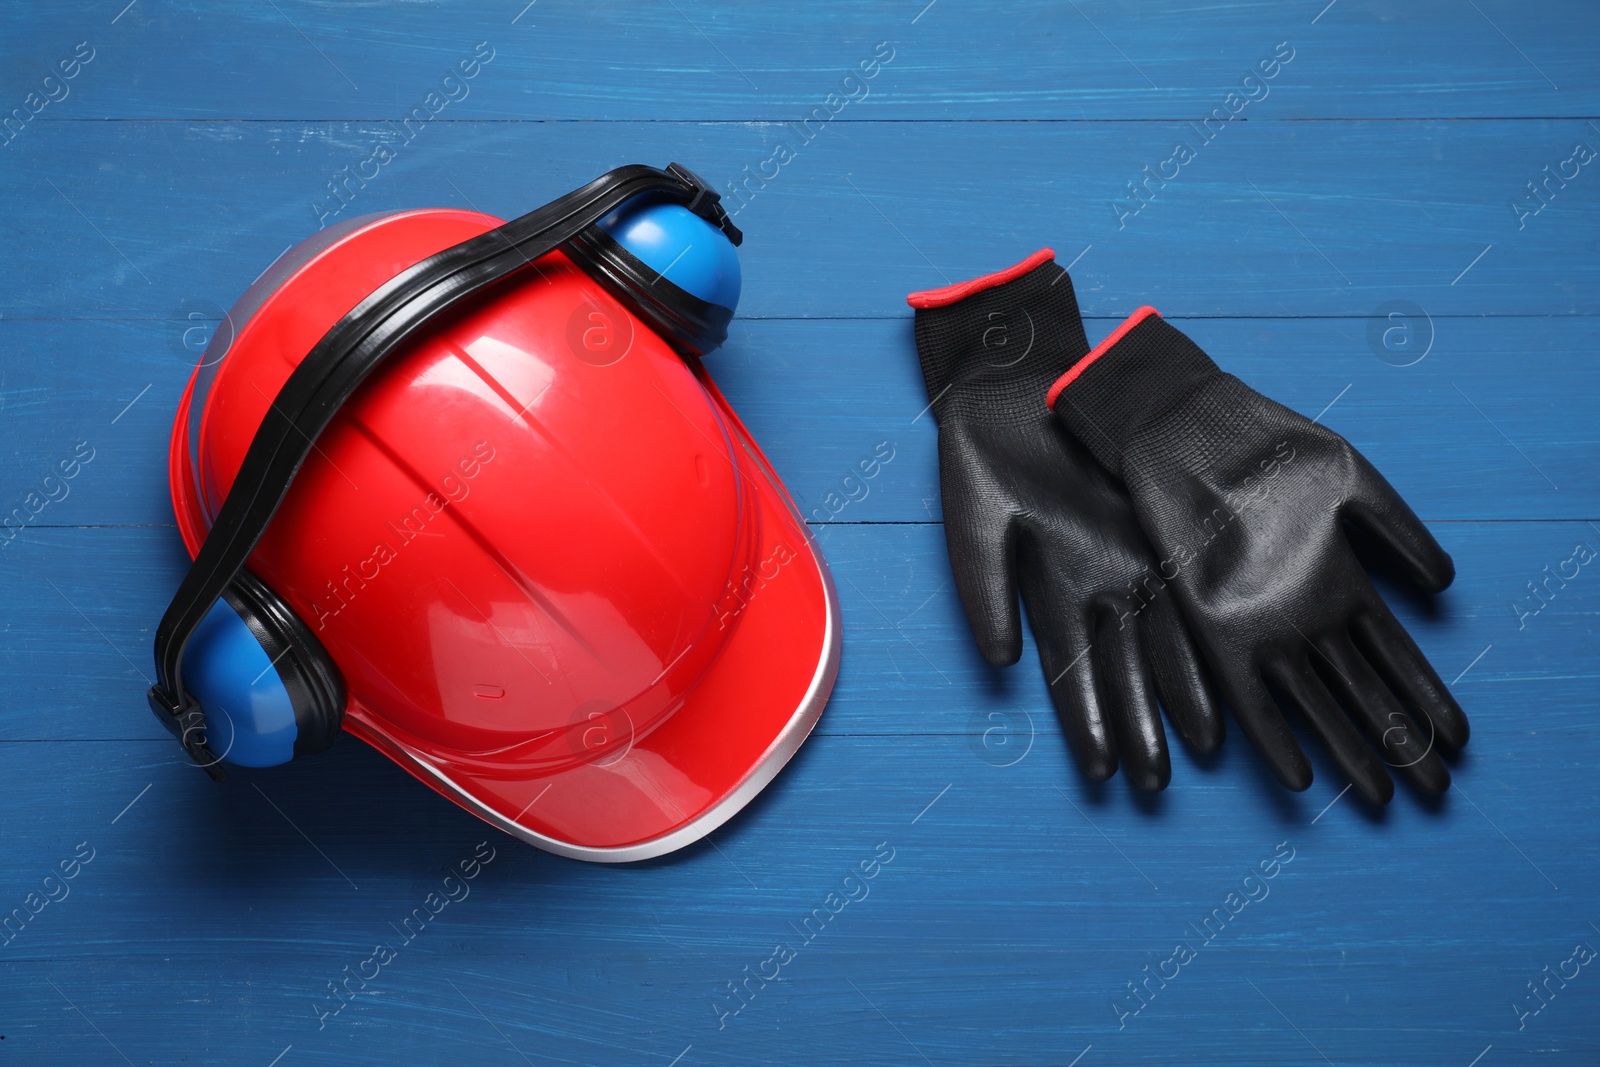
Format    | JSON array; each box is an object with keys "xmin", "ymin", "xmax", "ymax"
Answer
[
  {"xmin": 182, "ymin": 572, "xmax": 345, "ymax": 767},
  {"xmin": 149, "ymin": 163, "xmax": 743, "ymax": 779}
]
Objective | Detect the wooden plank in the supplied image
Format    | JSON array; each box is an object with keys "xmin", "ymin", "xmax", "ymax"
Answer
[
  {"xmin": 1, "ymin": 522, "xmax": 1591, "ymax": 747},
  {"xmin": 2, "ymin": 119, "xmax": 1597, "ymax": 320},
  {"xmin": 0, "ymin": 598, "xmax": 1593, "ymax": 1064},
  {"xmin": 1, "ymin": 314, "xmax": 1594, "ymax": 527},
  {"xmin": 721, "ymin": 315, "xmax": 1600, "ymax": 524},
  {"xmin": 4, "ymin": 0, "xmax": 1596, "ymax": 121}
]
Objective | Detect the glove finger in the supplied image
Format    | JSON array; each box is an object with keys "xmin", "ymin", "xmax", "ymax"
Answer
[
  {"xmin": 1344, "ymin": 454, "xmax": 1455, "ymax": 593},
  {"xmin": 1092, "ymin": 609, "xmax": 1170, "ymax": 792},
  {"xmin": 1218, "ymin": 665, "xmax": 1313, "ymax": 792},
  {"xmin": 1314, "ymin": 632, "xmax": 1451, "ymax": 796},
  {"xmin": 1264, "ymin": 654, "xmax": 1394, "ymax": 806},
  {"xmin": 1139, "ymin": 592, "xmax": 1224, "ymax": 755},
  {"xmin": 1352, "ymin": 605, "xmax": 1470, "ymax": 753},
  {"xmin": 940, "ymin": 470, "xmax": 1021, "ymax": 667},
  {"xmin": 1018, "ymin": 572, "xmax": 1115, "ymax": 783}
]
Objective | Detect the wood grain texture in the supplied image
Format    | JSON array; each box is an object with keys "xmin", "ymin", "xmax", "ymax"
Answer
[
  {"xmin": 5, "ymin": 1, "xmax": 1597, "ymax": 120},
  {"xmin": 1, "ymin": 315, "xmax": 1594, "ymax": 527},
  {"xmin": 4, "ymin": 119, "xmax": 1598, "ymax": 319},
  {"xmin": 1, "ymin": 2, "xmax": 1596, "ymax": 1066},
  {"xmin": 2, "ymin": 521, "xmax": 1591, "ymax": 742}
]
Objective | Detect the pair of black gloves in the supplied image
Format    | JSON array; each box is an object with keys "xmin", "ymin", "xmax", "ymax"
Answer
[{"xmin": 908, "ymin": 250, "xmax": 1467, "ymax": 804}]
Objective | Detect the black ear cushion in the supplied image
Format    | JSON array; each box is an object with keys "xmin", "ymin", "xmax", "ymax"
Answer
[
  {"xmin": 221, "ymin": 570, "xmax": 346, "ymax": 758},
  {"xmin": 564, "ymin": 224, "xmax": 733, "ymax": 357}
]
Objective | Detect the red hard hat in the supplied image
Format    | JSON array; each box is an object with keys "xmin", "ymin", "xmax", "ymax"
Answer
[{"xmin": 167, "ymin": 196, "xmax": 839, "ymax": 861}]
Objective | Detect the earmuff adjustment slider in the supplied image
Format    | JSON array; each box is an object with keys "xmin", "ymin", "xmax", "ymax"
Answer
[
  {"xmin": 666, "ymin": 162, "xmax": 743, "ymax": 247},
  {"xmin": 147, "ymin": 686, "xmax": 228, "ymax": 782}
]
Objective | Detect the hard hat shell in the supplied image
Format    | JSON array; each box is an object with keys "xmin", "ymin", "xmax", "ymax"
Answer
[{"xmin": 169, "ymin": 204, "xmax": 839, "ymax": 861}]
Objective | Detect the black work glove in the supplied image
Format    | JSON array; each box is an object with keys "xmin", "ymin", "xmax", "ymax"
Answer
[
  {"xmin": 909, "ymin": 254, "xmax": 1221, "ymax": 790},
  {"xmin": 1049, "ymin": 307, "xmax": 1469, "ymax": 805}
]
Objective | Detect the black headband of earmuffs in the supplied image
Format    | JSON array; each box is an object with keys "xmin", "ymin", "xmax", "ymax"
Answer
[{"xmin": 149, "ymin": 162, "xmax": 743, "ymax": 777}]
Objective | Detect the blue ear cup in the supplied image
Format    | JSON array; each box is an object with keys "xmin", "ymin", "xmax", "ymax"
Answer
[
  {"xmin": 182, "ymin": 572, "xmax": 345, "ymax": 767},
  {"xmin": 565, "ymin": 194, "xmax": 742, "ymax": 356},
  {"xmin": 599, "ymin": 200, "xmax": 742, "ymax": 311}
]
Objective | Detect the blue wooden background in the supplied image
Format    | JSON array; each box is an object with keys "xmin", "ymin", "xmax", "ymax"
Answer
[{"xmin": 2, "ymin": 2, "xmax": 1597, "ymax": 1064}]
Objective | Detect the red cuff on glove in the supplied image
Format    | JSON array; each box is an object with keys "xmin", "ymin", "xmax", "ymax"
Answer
[
  {"xmin": 1045, "ymin": 306, "xmax": 1161, "ymax": 409},
  {"xmin": 906, "ymin": 249, "xmax": 1056, "ymax": 309}
]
